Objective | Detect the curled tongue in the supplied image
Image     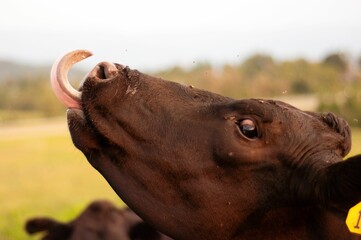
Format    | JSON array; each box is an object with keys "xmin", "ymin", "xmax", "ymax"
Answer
[{"xmin": 50, "ymin": 50, "xmax": 92, "ymax": 109}]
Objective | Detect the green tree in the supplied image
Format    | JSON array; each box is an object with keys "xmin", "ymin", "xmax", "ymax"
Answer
[
  {"xmin": 240, "ymin": 54, "xmax": 275, "ymax": 78},
  {"xmin": 322, "ymin": 52, "xmax": 348, "ymax": 73}
]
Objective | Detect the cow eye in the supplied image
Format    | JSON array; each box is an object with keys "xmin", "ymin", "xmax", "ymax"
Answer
[{"xmin": 238, "ymin": 119, "xmax": 258, "ymax": 139}]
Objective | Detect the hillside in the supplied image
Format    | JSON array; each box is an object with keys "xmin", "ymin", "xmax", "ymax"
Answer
[
  {"xmin": 0, "ymin": 60, "xmax": 85, "ymax": 82},
  {"xmin": 0, "ymin": 60, "xmax": 49, "ymax": 82}
]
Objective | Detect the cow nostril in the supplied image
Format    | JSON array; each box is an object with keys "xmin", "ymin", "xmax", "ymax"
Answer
[
  {"xmin": 98, "ymin": 65, "xmax": 107, "ymax": 79},
  {"xmin": 90, "ymin": 62, "xmax": 118, "ymax": 81}
]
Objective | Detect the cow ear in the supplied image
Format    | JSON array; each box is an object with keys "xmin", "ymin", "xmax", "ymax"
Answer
[
  {"xmin": 321, "ymin": 112, "xmax": 352, "ymax": 157},
  {"xmin": 25, "ymin": 217, "xmax": 58, "ymax": 234},
  {"xmin": 315, "ymin": 154, "xmax": 361, "ymax": 211},
  {"xmin": 25, "ymin": 217, "xmax": 72, "ymax": 240}
]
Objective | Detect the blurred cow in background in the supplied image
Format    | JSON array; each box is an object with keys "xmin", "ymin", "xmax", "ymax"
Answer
[{"xmin": 25, "ymin": 200, "xmax": 171, "ymax": 240}]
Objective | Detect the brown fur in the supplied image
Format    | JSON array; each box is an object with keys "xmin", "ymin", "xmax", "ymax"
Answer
[{"xmin": 66, "ymin": 63, "xmax": 361, "ymax": 239}]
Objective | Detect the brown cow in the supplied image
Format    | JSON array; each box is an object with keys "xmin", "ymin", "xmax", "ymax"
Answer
[
  {"xmin": 25, "ymin": 200, "xmax": 171, "ymax": 240},
  {"xmin": 51, "ymin": 50, "xmax": 361, "ymax": 239}
]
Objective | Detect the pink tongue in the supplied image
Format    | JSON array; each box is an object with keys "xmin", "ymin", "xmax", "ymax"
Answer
[
  {"xmin": 51, "ymin": 65, "xmax": 81, "ymax": 109},
  {"xmin": 50, "ymin": 50, "xmax": 93, "ymax": 109}
]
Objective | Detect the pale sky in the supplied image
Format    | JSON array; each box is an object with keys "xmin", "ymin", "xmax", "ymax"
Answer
[{"xmin": 1, "ymin": 0, "xmax": 361, "ymax": 70}]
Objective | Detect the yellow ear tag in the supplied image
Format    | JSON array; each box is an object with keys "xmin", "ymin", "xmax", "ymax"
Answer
[{"xmin": 346, "ymin": 202, "xmax": 361, "ymax": 235}]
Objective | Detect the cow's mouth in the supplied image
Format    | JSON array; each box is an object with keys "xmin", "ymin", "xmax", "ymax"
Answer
[
  {"xmin": 51, "ymin": 49, "xmax": 118, "ymax": 109},
  {"xmin": 52, "ymin": 50, "xmax": 140, "ymax": 156}
]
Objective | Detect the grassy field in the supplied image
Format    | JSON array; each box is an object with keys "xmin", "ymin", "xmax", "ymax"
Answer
[
  {"xmin": 0, "ymin": 118, "xmax": 361, "ymax": 240},
  {"xmin": 0, "ymin": 118, "xmax": 122, "ymax": 240}
]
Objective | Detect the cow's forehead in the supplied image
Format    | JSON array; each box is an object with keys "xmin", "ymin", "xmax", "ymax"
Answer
[{"xmin": 233, "ymin": 99, "xmax": 320, "ymax": 124}]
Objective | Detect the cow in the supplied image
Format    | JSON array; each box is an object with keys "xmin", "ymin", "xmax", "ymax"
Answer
[
  {"xmin": 51, "ymin": 50, "xmax": 361, "ymax": 239},
  {"xmin": 25, "ymin": 200, "xmax": 171, "ymax": 240}
]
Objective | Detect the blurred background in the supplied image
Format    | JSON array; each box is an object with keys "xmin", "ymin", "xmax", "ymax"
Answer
[{"xmin": 1, "ymin": 0, "xmax": 361, "ymax": 239}]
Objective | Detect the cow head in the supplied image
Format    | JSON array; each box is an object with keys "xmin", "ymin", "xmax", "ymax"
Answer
[
  {"xmin": 52, "ymin": 50, "xmax": 361, "ymax": 239},
  {"xmin": 25, "ymin": 200, "xmax": 170, "ymax": 240}
]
